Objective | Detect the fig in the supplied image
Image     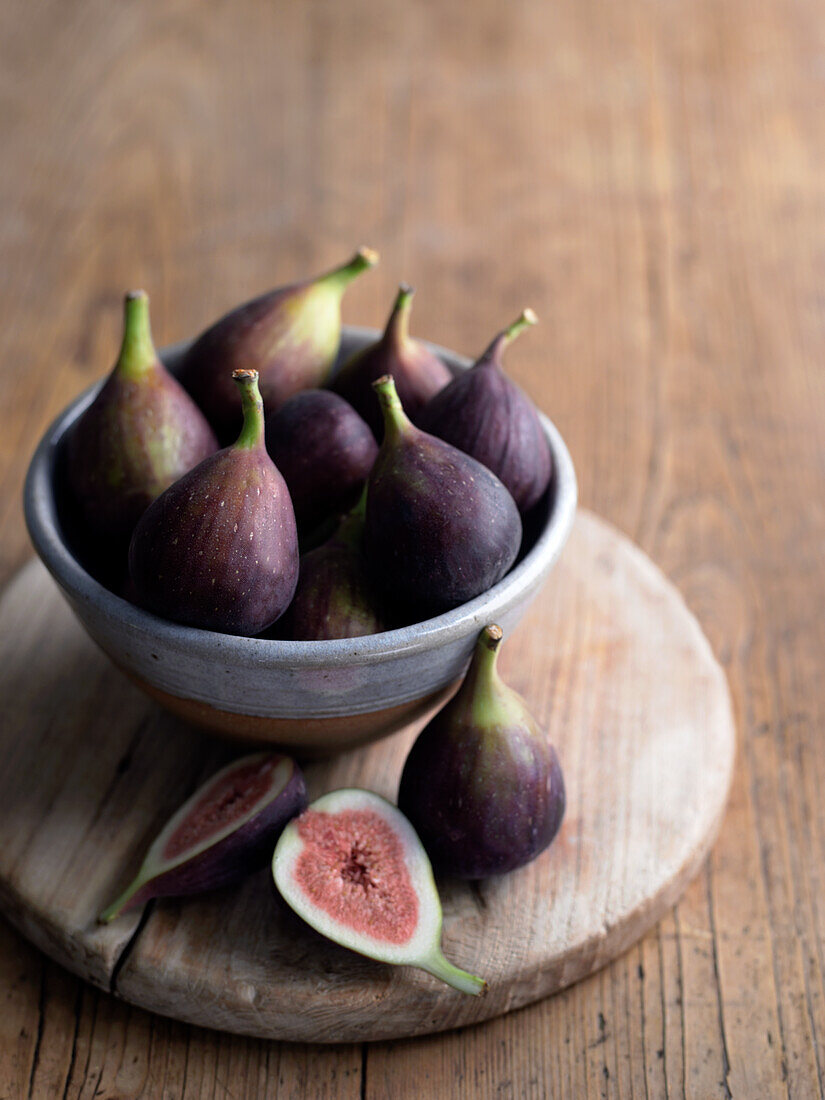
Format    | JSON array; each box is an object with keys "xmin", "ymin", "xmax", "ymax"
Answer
[
  {"xmin": 418, "ymin": 310, "xmax": 552, "ymax": 514},
  {"xmin": 398, "ymin": 625, "xmax": 566, "ymax": 878},
  {"xmin": 331, "ymin": 284, "xmax": 451, "ymax": 440},
  {"xmin": 363, "ymin": 376, "xmax": 522, "ymax": 617},
  {"xmin": 129, "ymin": 369, "xmax": 299, "ymax": 636},
  {"xmin": 100, "ymin": 752, "xmax": 307, "ymax": 921},
  {"xmin": 265, "ymin": 389, "xmax": 377, "ymax": 532},
  {"xmin": 178, "ymin": 248, "xmax": 379, "ymax": 439},
  {"xmin": 66, "ymin": 290, "xmax": 218, "ymax": 545},
  {"xmin": 272, "ymin": 788, "xmax": 487, "ymax": 995},
  {"xmin": 286, "ymin": 494, "xmax": 385, "ymax": 640}
]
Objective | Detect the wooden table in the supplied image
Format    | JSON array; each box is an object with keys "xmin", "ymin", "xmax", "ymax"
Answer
[{"xmin": 1, "ymin": 0, "xmax": 822, "ymax": 1095}]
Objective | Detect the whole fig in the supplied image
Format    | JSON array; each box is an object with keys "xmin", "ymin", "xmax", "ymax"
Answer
[
  {"xmin": 179, "ymin": 248, "xmax": 379, "ymax": 439},
  {"xmin": 129, "ymin": 369, "xmax": 298, "ymax": 636},
  {"xmin": 66, "ymin": 290, "xmax": 218, "ymax": 545},
  {"xmin": 331, "ymin": 285, "xmax": 451, "ymax": 440},
  {"xmin": 363, "ymin": 376, "xmax": 522, "ymax": 617},
  {"xmin": 398, "ymin": 625, "xmax": 565, "ymax": 878},
  {"xmin": 265, "ymin": 389, "xmax": 377, "ymax": 532},
  {"xmin": 418, "ymin": 310, "xmax": 552, "ymax": 513}
]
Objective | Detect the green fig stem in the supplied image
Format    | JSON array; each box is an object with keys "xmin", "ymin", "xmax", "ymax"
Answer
[
  {"xmin": 462, "ymin": 625, "xmax": 512, "ymax": 724},
  {"xmin": 475, "ymin": 624, "xmax": 504, "ymax": 680},
  {"xmin": 318, "ymin": 247, "xmax": 380, "ymax": 294},
  {"xmin": 350, "ymin": 483, "xmax": 368, "ymax": 521},
  {"xmin": 233, "ymin": 369, "xmax": 266, "ymax": 450},
  {"xmin": 98, "ymin": 874, "xmax": 150, "ymax": 923},
  {"xmin": 115, "ymin": 290, "xmax": 157, "ymax": 381},
  {"xmin": 372, "ymin": 374, "xmax": 412, "ymax": 441},
  {"xmin": 385, "ymin": 284, "xmax": 415, "ymax": 346},
  {"xmin": 420, "ymin": 951, "xmax": 488, "ymax": 996},
  {"xmin": 478, "ymin": 308, "xmax": 538, "ymax": 367},
  {"xmin": 333, "ymin": 485, "xmax": 368, "ymax": 548},
  {"xmin": 503, "ymin": 308, "xmax": 538, "ymax": 346}
]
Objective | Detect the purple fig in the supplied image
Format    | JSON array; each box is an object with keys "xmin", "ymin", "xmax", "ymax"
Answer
[
  {"xmin": 285, "ymin": 494, "xmax": 385, "ymax": 640},
  {"xmin": 331, "ymin": 285, "xmax": 451, "ymax": 440},
  {"xmin": 265, "ymin": 389, "xmax": 378, "ymax": 532},
  {"xmin": 272, "ymin": 788, "xmax": 487, "ymax": 995},
  {"xmin": 100, "ymin": 752, "xmax": 307, "ymax": 921},
  {"xmin": 129, "ymin": 369, "xmax": 299, "ymax": 636},
  {"xmin": 178, "ymin": 248, "xmax": 379, "ymax": 439},
  {"xmin": 363, "ymin": 376, "xmax": 522, "ymax": 617},
  {"xmin": 398, "ymin": 625, "xmax": 566, "ymax": 878},
  {"xmin": 66, "ymin": 291, "xmax": 218, "ymax": 544},
  {"xmin": 418, "ymin": 310, "xmax": 552, "ymax": 513}
]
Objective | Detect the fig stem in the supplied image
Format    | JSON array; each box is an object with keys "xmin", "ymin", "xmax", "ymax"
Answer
[
  {"xmin": 232, "ymin": 369, "xmax": 266, "ymax": 450},
  {"xmin": 503, "ymin": 308, "xmax": 538, "ymax": 347},
  {"xmin": 318, "ymin": 247, "xmax": 380, "ymax": 292},
  {"xmin": 333, "ymin": 491, "xmax": 367, "ymax": 548},
  {"xmin": 372, "ymin": 374, "xmax": 412, "ymax": 441},
  {"xmin": 478, "ymin": 308, "xmax": 538, "ymax": 368},
  {"xmin": 462, "ymin": 625, "xmax": 509, "ymax": 723},
  {"xmin": 385, "ymin": 283, "xmax": 415, "ymax": 346},
  {"xmin": 115, "ymin": 291, "xmax": 157, "ymax": 381},
  {"xmin": 98, "ymin": 875, "xmax": 150, "ymax": 923},
  {"xmin": 350, "ymin": 482, "xmax": 368, "ymax": 521},
  {"xmin": 420, "ymin": 951, "xmax": 488, "ymax": 996}
]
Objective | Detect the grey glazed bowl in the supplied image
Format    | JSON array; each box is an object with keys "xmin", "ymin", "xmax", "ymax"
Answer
[{"xmin": 24, "ymin": 327, "xmax": 577, "ymax": 756}]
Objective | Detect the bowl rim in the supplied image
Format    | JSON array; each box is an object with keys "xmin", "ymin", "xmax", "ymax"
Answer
[{"xmin": 23, "ymin": 326, "xmax": 577, "ymax": 667}]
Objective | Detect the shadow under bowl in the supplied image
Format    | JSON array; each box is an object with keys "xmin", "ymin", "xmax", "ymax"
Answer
[{"xmin": 23, "ymin": 327, "xmax": 577, "ymax": 756}]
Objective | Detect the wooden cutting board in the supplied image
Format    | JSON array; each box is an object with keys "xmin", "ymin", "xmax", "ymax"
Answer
[{"xmin": 0, "ymin": 511, "xmax": 735, "ymax": 1042}]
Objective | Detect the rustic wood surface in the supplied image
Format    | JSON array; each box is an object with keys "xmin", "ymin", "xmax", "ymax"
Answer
[
  {"xmin": 0, "ymin": 514, "xmax": 734, "ymax": 1043},
  {"xmin": 0, "ymin": 0, "xmax": 822, "ymax": 1095}
]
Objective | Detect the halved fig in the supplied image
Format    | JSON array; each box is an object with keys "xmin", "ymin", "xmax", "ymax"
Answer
[
  {"xmin": 100, "ymin": 752, "xmax": 307, "ymax": 922},
  {"xmin": 272, "ymin": 788, "xmax": 487, "ymax": 995}
]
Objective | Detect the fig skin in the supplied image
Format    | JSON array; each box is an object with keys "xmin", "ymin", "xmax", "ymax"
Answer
[
  {"xmin": 100, "ymin": 753, "xmax": 307, "ymax": 921},
  {"xmin": 398, "ymin": 625, "xmax": 566, "ymax": 878},
  {"xmin": 331, "ymin": 285, "xmax": 451, "ymax": 440},
  {"xmin": 418, "ymin": 310, "xmax": 552, "ymax": 514},
  {"xmin": 285, "ymin": 497, "xmax": 385, "ymax": 640},
  {"xmin": 129, "ymin": 369, "xmax": 299, "ymax": 636},
  {"xmin": 363, "ymin": 376, "xmax": 522, "ymax": 617},
  {"xmin": 66, "ymin": 290, "xmax": 218, "ymax": 546},
  {"xmin": 178, "ymin": 248, "xmax": 379, "ymax": 440},
  {"xmin": 265, "ymin": 389, "xmax": 378, "ymax": 532}
]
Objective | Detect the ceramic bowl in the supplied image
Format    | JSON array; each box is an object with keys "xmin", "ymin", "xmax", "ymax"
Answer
[{"xmin": 24, "ymin": 328, "xmax": 577, "ymax": 756}]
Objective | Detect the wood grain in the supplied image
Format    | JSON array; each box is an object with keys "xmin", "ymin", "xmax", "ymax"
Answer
[
  {"xmin": 1, "ymin": 0, "xmax": 824, "ymax": 1093},
  {"xmin": 0, "ymin": 512, "xmax": 734, "ymax": 1042}
]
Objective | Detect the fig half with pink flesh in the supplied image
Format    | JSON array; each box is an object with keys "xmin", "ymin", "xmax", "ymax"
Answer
[
  {"xmin": 100, "ymin": 752, "xmax": 307, "ymax": 922},
  {"xmin": 272, "ymin": 789, "xmax": 487, "ymax": 996}
]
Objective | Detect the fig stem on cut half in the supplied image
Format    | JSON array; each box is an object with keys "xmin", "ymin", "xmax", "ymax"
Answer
[
  {"xmin": 385, "ymin": 283, "xmax": 415, "ymax": 346},
  {"xmin": 420, "ymin": 953, "xmax": 488, "ymax": 997},
  {"xmin": 115, "ymin": 290, "xmax": 157, "ymax": 381},
  {"xmin": 371, "ymin": 374, "xmax": 412, "ymax": 442},
  {"xmin": 318, "ymin": 246, "xmax": 380, "ymax": 292},
  {"xmin": 232, "ymin": 369, "xmax": 266, "ymax": 450},
  {"xmin": 99, "ymin": 874, "xmax": 151, "ymax": 923}
]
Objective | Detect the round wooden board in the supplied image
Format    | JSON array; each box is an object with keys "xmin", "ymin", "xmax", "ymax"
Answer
[{"xmin": 0, "ymin": 511, "xmax": 735, "ymax": 1043}]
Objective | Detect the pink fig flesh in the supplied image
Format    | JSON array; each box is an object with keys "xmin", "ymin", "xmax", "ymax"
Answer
[{"xmin": 294, "ymin": 807, "xmax": 419, "ymax": 944}]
